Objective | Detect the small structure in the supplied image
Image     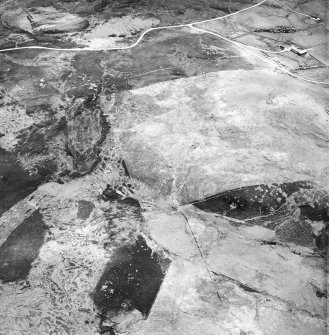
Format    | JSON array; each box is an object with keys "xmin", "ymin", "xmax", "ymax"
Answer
[
  {"xmin": 309, "ymin": 16, "xmax": 321, "ymax": 21},
  {"xmin": 290, "ymin": 44, "xmax": 308, "ymax": 56}
]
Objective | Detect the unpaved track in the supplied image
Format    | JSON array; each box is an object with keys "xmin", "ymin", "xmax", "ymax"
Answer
[{"xmin": 0, "ymin": 0, "xmax": 327, "ymax": 85}]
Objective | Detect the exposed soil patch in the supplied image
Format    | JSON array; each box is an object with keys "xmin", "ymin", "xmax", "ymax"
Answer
[
  {"xmin": 77, "ymin": 199, "xmax": 95, "ymax": 219},
  {"xmin": 0, "ymin": 210, "xmax": 48, "ymax": 282},
  {"xmin": 93, "ymin": 236, "xmax": 170, "ymax": 320}
]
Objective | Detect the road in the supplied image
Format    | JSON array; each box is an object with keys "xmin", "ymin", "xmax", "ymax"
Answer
[{"xmin": 0, "ymin": 0, "xmax": 327, "ymax": 85}]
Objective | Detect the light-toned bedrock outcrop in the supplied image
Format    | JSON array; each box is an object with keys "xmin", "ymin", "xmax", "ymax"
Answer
[
  {"xmin": 0, "ymin": 72, "xmax": 328, "ymax": 335},
  {"xmin": 0, "ymin": 178, "xmax": 327, "ymax": 335},
  {"xmin": 0, "ymin": 178, "xmax": 146, "ymax": 335},
  {"xmin": 1, "ymin": 7, "xmax": 89, "ymax": 34},
  {"xmin": 95, "ymin": 66, "xmax": 329, "ymax": 335},
  {"xmin": 0, "ymin": 1, "xmax": 328, "ymax": 332},
  {"xmin": 115, "ymin": 203, "xmax": 327, "ymax": 335},
  {"xmin": 119, "ymin": 68, "xmax": 329, "ymax": 203}
]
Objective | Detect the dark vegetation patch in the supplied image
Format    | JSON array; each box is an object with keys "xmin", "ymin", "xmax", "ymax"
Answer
[
  {"xmin": 0, "ymin": 57, "xmax": 70, "ymax": 216},
  {"xmin": 71, "ymin": 0, "xmax": 255, "ymax": 22},
  {"xmin": 0, "ymin": 57, "xmax": 44, "ymax": 86},
  {"xmin": 118, "ymin": 196, "xmax": 141, "ymax": 208},
  {"xmin": 193, "ymin": 181, "xmax": 329, "ymax": 249},
  {"xmin": 59, "ymin": 53, "xmax": 109, "ymax": 176},
  {"xmin": 0, "ymin": 57, "xmax": 63, "ymax": 181},
  {"xmin": 212, "ymin": 270, "xmax": 261, "ymax": 294},
  {"xmin": 260, "ymin": 240, "xmax": 278, "ymax": 246},
  {"xmin": 239, "ymin": 283, "xmax": 260, "ymax": 294},
  {"xmin": 101, "ymin": 185, "xmax": 122, "ymax": 202},
  {"xmin": 73, "ymin": 53, "xmax": 103, "ymax": 79},
  {"xmin": 25, "ymin": 103, "xmax": 57, "ymax": 123},
  {"xmin": 0, "ymin": 0, "xmax": 257, "ymax": 49},
  {"xmin": 1, "ymin": 12, "xmax": 253, "ymax": 186},
  {"xmin": 102, "ymin": 75, "xmax": 133, "ymax": 96},
  {"xmin": 0, "ymin": 148, "xmax": 43, "ymax": 217},
  {"xmin": 16, "ymin": 119, "xmax": 65, "ymax": 178},
  {"xmin": 8, "ymin": 50, "xmax": 108, "ymax": 178},
  {"xmin": 0, "ymin": 210, "xmax": 48, "ymax": 282},
  {"xmin": 77, "ymin": 200, "xmax": 95, "ymax": 219},
  {"xmin": 314, "ymin": 226, "xmax": 328, "ymax": 256},
  {"xmin": 0, "ymin": 57, "xmax": 61, "ymax": 110},
  {"xmin": 275, "ymin": 217, "xmax": 314, "ymax": 247},
  {"xmin": 101, "ymin": 182, "xmax": 143, "ymax": 252},
  {"xmin": 14, "ymin": 36, "xmax": 84, "ymax": 49},
  {"xmin": 254, "ymin": 26, "xmax": 297, "ymax": 33},
  {"xmin": 297, "ymin": 190, "xmax": 329, "ymax": 222},
  {"xmin": 93, "ymin": 236, "xmax": 170, "ymax": 322},
  {"xmin": 65, "ymin": 99, "xmax": 108, "ymax": 176},
  {"xmin": 120, "ymin": 159, "xmax": 130, "ymax": 177},
  {"xmin": 209, "ymin": 2, "xmax": 243, "ymax": 13},
  {"xmin": 101, "ymin": 184, "xmax": 141, "ymax": 242},
  {"xmin": 17, "ymin": 119, "xmax": 65, "ymax": 156},
  {"xmin": 313, "ymin": 286, "xmax": 327, "ymax": 299},
  {"xmin": 192, "ymin": 181, "xmax": 313, "ymax": 219},
  {"xmin": 102, "ymin": 183, "xmax": 137, "ymax": 206},
  {"xmin": 101, "ymin": 31, "xmax": 253, "ymax": 94},
  {"xmin": 65, "ymin": 53, "xmax": 103, "ymax": 102}
]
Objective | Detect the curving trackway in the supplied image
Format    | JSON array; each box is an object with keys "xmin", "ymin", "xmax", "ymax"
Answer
[{"xmin": 0, "ymin": 0, "xmax": 328, "ymax": 85}]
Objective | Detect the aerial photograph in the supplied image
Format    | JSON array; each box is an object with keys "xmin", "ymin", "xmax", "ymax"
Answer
[{"xmin": 0, "ymin": 0, "xmax": 328, "ymax": 334}]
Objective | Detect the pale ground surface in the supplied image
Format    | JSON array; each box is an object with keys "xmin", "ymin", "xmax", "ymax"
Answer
[
  {"xmin": 120, "ymin": 68, "xmax": 329, "ymax": 202},
  {"xmin": 70, "ymin": 16, "xmax": 160, "ymax": 49},
  {"xmin": 0, "ymin": 0, "xmax": 328, "ymax": 334}
]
